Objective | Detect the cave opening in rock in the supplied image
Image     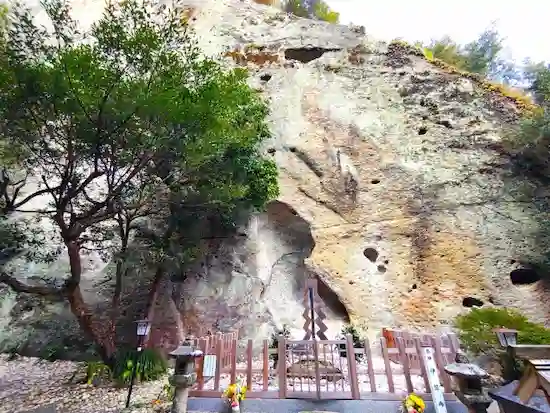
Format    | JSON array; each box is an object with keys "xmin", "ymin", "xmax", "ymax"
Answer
[
  {"xmin": 462, "ymin": 297, "xmax": 484, "ymax": 308},
  {"xmin": 262, "ymin": 201, "xmax": 351, "ymax": 335},
  {"xmin": 510, "ymin": 268, "xmax": 541, "ymax": 285},
  {"xmin": 284, "ymin": 47, "xmax": 342, "ymax": 63}
]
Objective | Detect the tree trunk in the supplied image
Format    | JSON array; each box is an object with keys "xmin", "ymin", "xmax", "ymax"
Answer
[
  {"xmin": 65, "ymin": 240, "xmax": 116, "ymax": 364},
  {"xmin": 142, "ymin": 266, "xmax": 165, "ymax": 347}
]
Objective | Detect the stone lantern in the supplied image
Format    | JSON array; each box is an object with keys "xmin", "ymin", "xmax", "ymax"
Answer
[
  {"xmin": 169, "ymin": 343, "xmax": 204, "ymax": 413},
  {"xmin": 445, "ymin": 359, "xmax": 493, "ymax": 413}
]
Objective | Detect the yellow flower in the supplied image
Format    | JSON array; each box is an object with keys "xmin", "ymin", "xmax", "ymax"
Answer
[{"xmin": 404, "ymin": 394, "xmax": 425, "ymax": 412}]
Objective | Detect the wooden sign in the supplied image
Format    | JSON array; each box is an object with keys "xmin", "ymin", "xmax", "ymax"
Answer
[
  {"xmin": 202, "ymin": 355, "xmax": 217, "ymax": 378},
  {"xmin": 422, "ymin": 347, "xmax": 448, "ymax": 413}
]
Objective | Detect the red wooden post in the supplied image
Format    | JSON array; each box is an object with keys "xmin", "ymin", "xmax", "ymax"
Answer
[
  {"xmin": 214, "ymin": 334, "xmax": 223, "ymax": 390},
  {"xmin": 364, "ymin": 338, "xmax": 376, "ymax": 392},
  {"xmin": 397, "ymin": 337, "xmax": 413, "ymax": 393},
  {"xmin": 431, "ymin": 336, "xmax": 451, "ymax": 392},
  {"xmin": 380, "ymin": 336, "xmax": 395, "ymax": 392},
  {"xmin": 346, "ymin": 334, "xmax": 361, "ymax": 399},
  {"xmin": 246, "ymin": 339, "xmax": 253, "ymax": 390},
  {"xmin": 230, "ymin": 337, "xmax": 238, "ymax": 384},
  {"xmin": 278, "ymin": 335, "xmax": 287, "ymax": 398},
  {"xmin": 262, "ymin": 339, "xmax": 269, "ymax": 391},
  {"xmin": 197, "ymin": 338, "xmax": 207, "ymax": 390}
]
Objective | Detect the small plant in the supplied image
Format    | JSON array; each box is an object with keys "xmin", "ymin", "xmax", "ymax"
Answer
[
  {"xmin": 223, "ymin": 377, "xmax": 247, "ymax": 412},
  {"xmin": 85, "ymin": 361, "xmax": 112, "ymax": 385},
  {"xmin": 401, "ymin": 393, "xmax": 426, "ymax": 413},
  {"xmin": 269, "ymin": 325, "xmax": 291, "ymax": 369},
  {"xmin": 111, "ymin": 348, "xmax": 168, "ymax": 385},
  {"xmin": 338, "ymin": 324, "xmax": 364, "ymax": 361}
]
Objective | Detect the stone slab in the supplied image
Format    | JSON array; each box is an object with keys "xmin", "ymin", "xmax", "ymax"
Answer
[{"xmin": 187, "ymin": 397, "xmax": 469, "ymax": 413}]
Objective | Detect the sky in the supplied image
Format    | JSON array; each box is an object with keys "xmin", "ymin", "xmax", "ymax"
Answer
[{"xmin": 325, "ymin": 0, "xmax": 550, "ymax": 64}]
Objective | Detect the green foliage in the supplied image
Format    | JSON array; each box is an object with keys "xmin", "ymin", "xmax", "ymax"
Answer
[
  {"xmin": 111, "ymin": 348, "xmax": 167, "ymax": 385},
  {"xmin": 455, "ymin": 308, "xmax": 550, "ymax": 355},
  {"xmin": 85, "ymin": 360, "xmax": 112, "ymax": 385},
  {"xmin": 269, "ymin": 325, "xmax": 291, "ymax": 366},
  {"xmin": 420, "ymin": 26, "xmax": 520, "ymax": 84},
  {"xmin": 284, "ymin": 0, "xmax": 308, "ymax": 17},
  {"xmin": 312, "ymin": 1, "xmax": 339, "ymax": 24},
  {"xmin": 338, "ymin": 324, "xmax": 364, "ymax": 361},
  {"xmin": 283, "ymin": 0, "xmax": 339, "ymax": 23},
  {"xmin": 0, "ymin": 0, "xmax": 278, "ymax": 361}
]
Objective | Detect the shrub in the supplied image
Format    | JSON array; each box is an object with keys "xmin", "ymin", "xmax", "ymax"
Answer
[
  {"xmin": 85, "ymin": 361, "xmax": 112, "ymax": 385},
  {"xmin": 111, "ymin": 348, "xmax": 168, "ymax": 385},
  {"xmin": 338, "ymin": 324, "xmax": 364, "ymax": 361},
  {"xmin": 283, "ymin": 0, "xmax": 339, "ymax": 23},
  {"xmin": 269, "ymin": 325, "xmax": 291, "ymax": 368},
  {"xmin": 455, "ymin": 307, "xmax": 550, "ymax": 356}
]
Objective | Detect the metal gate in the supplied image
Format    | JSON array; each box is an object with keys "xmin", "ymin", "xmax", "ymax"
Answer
[{"xmin": 282, "ymin": 338, "xmax": 358, "ymax": 400}]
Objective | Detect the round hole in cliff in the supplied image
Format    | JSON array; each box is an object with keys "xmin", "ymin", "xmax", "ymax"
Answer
[
  {"xmin": 377, "ymin": 265, "xmax": 387, "ymax": 273},
  {"xmin": 510, "ymin": 259, "xmax": 516, "ymax": 265},
  {"xmin": 260, "ymin": 73, "xmax": 272, "ymax": 82},
  {"xmin": 363, "ymin": 247, "xmax": 379, "ymax": 262},
  {"xmin": 267, "ymin": 148, "xmax": 276, "ymax": 155},
  {"xmin": 462, "ymin": 297, "xmax": 484, "ymax": 308},
  {"xmin": 412, "ymin": 283, "xmax": 417, "ymax": 289},
  {"xmin": 510, "ymin": 268, "xmax": 541, "ymax": 285},
  {"xmin": 288, "ymin": 146, "xmax": 297, "ymax": 153},
  {"xmin": 418, "ymin": 126, "xmax": 428, "ymax": 135},
  {"xmin": 383, "ymin": 259, "xmax": 389, "ymax": 265},
  {"xmin": 371, "ymin": 179, "xmax": 380, "ymax": 184}
]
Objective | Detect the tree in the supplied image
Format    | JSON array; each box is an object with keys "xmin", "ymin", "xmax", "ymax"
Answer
[
  {"xmin": 0, "ymin": 0, "xmax": 278, "ymax": 364},
  {"xmin": 461, "ymin": 26, "xmax": 503, "ymax": 76},
  {"xmin": 283, "ymin": 0, "xmax": 339, "ymax": 23},
  {"xmin": 313, "ymin": 0, "xmax": 339, "ymax": 24},
  {"xmin": 422, "ymin": 26, "xmax": 522, "ymax": 84}
]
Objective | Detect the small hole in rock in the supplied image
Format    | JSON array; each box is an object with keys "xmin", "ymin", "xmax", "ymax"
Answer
[
  {"xmin": 288, "ymin": 146, "xmax": 297, "ymax": 153},
  {"xmin": 412, "ymin": 283, "xmax": 417, "ymax": 289},
  {"xmin": 510, "ymin": 259, "xmax": 516, "ymax": 265},
  {"xmin": 260, "ymin": 73, "xmax": 272, "ymax": 82},
  {"xmin": 418, "ymin": 126, "xmax": 428, "ymax": 135},
  {"xmin": 349, "ymin": 280, "xmax": 355, "ymax": 285},
  {"xmin": 267, "ymin": 148, "xmax": 276, "ymax": 155},
  {"xmin": 363, "ymin": 247, "xmax": 379, "ymax": 262},
  {"xmin": 462, "ymin": 297, "xmax": 484, "ymax": 308},
  {"xmin": 437, "ymin": 119, "xmax": 453, "ymax": 129},
  {"xmin": 377, "ymin": 265, "xmax": 387, "ymax": 273},
  {"xmin": 383, "ymin": 260, "xmax": 389, "ymax": 265},
  {"xmin": 371, "ymin": 179, "xmax": 380, "ymax": 184},
  {"xmin": 510, "ymin": 268, "xmax": 541, "ymax": 285}
]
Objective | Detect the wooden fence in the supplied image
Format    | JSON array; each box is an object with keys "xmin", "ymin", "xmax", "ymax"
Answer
[{"xmin": 187, "ymin": 329, "xmax": 460, "ymax": 400}]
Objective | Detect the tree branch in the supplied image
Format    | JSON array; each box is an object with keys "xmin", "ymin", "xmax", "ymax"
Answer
[{"xmin": 0, "ymin": 271, "xmax": 64, "ymax": 299}]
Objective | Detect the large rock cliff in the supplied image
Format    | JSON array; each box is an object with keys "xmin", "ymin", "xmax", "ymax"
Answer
[{"xmin": 1, "ymin": 0, "xmax": 548, "ymax": 355}]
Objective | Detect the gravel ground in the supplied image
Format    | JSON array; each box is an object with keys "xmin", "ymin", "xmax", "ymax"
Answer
[{"xmin": 0, "ymin": 355, "xmax": 169, "ymax": 413}]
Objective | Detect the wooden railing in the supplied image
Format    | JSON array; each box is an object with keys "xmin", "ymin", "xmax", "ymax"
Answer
[{"xmin": 188, "ymin": 330, "xmax": 460, "ymax": 400}]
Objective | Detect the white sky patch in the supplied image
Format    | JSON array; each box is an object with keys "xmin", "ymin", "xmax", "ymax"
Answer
[{"xmin": 325, "ymin": 0, "xmax": 550, "ymax": 63}]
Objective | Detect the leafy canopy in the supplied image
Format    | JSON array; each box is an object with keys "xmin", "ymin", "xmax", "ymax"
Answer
[
  {"xmin": 283, "ymin": 0, "xmax": 339, "ymax": 23},
  {"xmin": 455, "ymin": 307, "xmax": 550, "ymax": 355},
  {"xmin": 0, "ymin": 0, "xmax": 278, "ymax": 249}
]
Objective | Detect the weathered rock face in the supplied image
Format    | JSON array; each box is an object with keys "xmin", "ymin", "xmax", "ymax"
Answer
[
  {"xmin": 172, "ymin": 0, "xmax": 550, "ymax": 334},
  {"xmin": 2, "ymin": 0, "xmax": 549, "ymax": 356}
]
